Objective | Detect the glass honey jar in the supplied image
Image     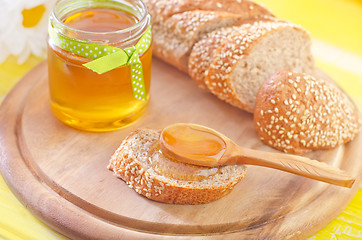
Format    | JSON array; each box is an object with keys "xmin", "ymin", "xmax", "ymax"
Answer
[{"xmin": 48, "ymin": 0, "xmax": 152, "ymax": 132}]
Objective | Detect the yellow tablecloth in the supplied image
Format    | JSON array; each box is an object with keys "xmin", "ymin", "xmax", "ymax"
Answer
[{"xmin": 1, "ymin": 0, "xmax": 362, "ymax": 239}]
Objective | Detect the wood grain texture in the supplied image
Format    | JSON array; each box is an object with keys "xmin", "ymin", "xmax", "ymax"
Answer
[{"xmin": 0, "ymin": 60, "xmax": 361, "ymax": 240}]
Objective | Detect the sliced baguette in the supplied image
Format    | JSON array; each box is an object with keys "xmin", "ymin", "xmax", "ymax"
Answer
[
  {"xmin": 254, "ymin": 71, "xmax": 360, "ymax": 154},
  {"xmin": 202, "ymin": 20, "xmax": 315, "ymax": 113},
  {"xmin": 108, "ymin": 128, "xmax": 247, "ymax": 204}
]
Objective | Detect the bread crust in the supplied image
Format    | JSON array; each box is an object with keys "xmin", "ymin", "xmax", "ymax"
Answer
[
  {"xmin": 108, "ymin": 129, "xmax": 246, "ymax": 204},
  {"xmin": 254, "ymin": 71, "xmax": 360, "ymax": 154},
  {"xmin": 144, "ymin": 0, "xmax": 274, "ymax": 25},
  {"xmin": 189, "ymin": 26, "xmax": 240, "ymax": 89},
  {"xmin": 152, "ymin": 10, "xmax": 243, "ymax": 72}
]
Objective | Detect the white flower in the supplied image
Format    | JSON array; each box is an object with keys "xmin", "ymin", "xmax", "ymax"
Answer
[{"xmin": 0, "ymin": 0, "xmax": 56, "ymax": 64}]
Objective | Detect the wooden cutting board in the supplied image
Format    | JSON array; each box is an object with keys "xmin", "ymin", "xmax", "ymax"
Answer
[{"xmin": 0, "ymin": 60, "xmax": 361, "ymax": 240}]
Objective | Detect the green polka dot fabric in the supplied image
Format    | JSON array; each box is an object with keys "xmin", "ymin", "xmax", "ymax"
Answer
[{"xmin": 48, "ymin": 24, "xmax": 152, "ymax": 101}]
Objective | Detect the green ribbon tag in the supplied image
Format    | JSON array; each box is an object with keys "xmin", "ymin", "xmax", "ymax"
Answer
[{"xmin": 49, "ymin": 25, "xmax": 152, "ymax": 101}]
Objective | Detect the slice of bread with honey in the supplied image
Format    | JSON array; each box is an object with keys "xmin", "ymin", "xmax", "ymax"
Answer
[{"xmin": 108, "ymin": 128, "xmax": 246, "ymax": 204}]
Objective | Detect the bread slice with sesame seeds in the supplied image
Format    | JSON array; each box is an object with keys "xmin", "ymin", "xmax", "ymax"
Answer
[
  {"xmin": 189, "ymin": 26, "xmax": 243, "ymax": 89},
  {"xmin": 200, "ymin": 20, "xmax": 315, "ymax": 112},
  {"xmin": 107, "ymin": 128, "xmax": 247, "ymax": 204},
  {"xmin": 188, "ymin": 17, "xmax": 275, "ymax": 90},
  {"xmin": 254, "ymin": 71, "xmax": 360, "ymax": 154},
  {"xmin": 143, "ymin": 0, "xmax": 274, "ymax": 72}
]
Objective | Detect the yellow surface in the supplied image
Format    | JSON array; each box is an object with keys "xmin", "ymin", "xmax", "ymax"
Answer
[
  {"xmin": 0, "ymin": 55, "xmax": 43, "ymax": 100},
  {"xmin": 1, "ymin": 0, "xmax": 362, "ymax": 239},
  {"xmin": 255, "ymin": 0, "xmax": 362, "ymax": 56}
]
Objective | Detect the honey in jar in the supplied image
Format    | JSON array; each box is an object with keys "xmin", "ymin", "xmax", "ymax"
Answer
[{"xmin": 48, "ymin": 0, "xmax": 152, "ymax": 132}]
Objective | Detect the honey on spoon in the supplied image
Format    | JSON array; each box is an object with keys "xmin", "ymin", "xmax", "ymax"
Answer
[{"xmin": 159, "ymin": 123, "xmax": 355, "ymax": 188}]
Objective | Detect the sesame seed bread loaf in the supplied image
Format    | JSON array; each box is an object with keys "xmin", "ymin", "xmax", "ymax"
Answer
[
  {"xmin": 143, "ymin": 0, "xmax": 274, "ymax": 72},
  {"xmin": 142, "ymin": 0, "xmax": 316, "ymax": 113},
  {"xmin": 254, "ymin": 71, "xmax": 360, "ymax": 154},
  {"xmin": 200, "ymin": 21, "xmax": 315, "ymax": 112},
  {"xmin": 108, "ymin": 128, "xmax": 247, "ymax": 204}
]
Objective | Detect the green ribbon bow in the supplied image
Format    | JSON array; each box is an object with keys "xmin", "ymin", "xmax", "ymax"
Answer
[{"xmin": 48, "ymin": 25, "xmax": 152, "ymax": 101}]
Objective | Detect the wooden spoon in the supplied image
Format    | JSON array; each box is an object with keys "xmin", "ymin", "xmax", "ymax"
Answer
[{"xmin": 159, "ymin": 123, "xmax": 355, "ymax": 188}]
